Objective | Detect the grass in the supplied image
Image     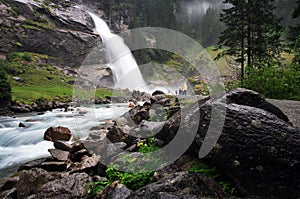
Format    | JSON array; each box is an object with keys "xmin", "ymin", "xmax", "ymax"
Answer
[
  {"xmin": 2, "ymin": 52, "xmax": 114, "ymax": 104},
  {"xmin": 12, "ymin": 86, "xmax": 72, "ymax": 103},
  {"xmin": 205, "ymin": 46, "xmax": 238, "ymax": 77}
]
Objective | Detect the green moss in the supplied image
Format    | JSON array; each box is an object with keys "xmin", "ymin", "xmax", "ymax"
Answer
[
  {"xmin": 8, "ymin": 6, "xmax": 20, "ymax": 18},
  {"xmin": 22, "ymin": 19, "xmax": 53, "ymax": 30},
  {"xmin": 15, "ymin": 42, "xmax": 23, "ymax": 47},
  {"xmin": 21, "ymin": 24, "xmax": 40, "ymax": 30}
]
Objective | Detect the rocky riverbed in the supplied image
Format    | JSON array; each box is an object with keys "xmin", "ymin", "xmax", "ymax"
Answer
[{"xmin": 0, "ymin": 88, "xmax": 299, "ymax": 199}]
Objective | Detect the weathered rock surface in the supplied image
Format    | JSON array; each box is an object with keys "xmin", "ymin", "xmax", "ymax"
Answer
[
  {"xmin": 2, "ymin": 88, "xmax": 299, "ymax": 199},
  {"xmin": 226, "ymin": 88, "xmax": 289, "ymax": 122},
  {"xmin": 131, "ymin": 171, "xmax": 227, "ymax": 199},
  {"xmin": 0, "ymin": 0, "xmax": 98, "ymax": 66},
  {"xmin": 34, "ymin": 172, "xmax": 92, "ymax": 198},
  {"xmin": 16, "ymin": 168, "xmax": 55, "ymax": 198},
  {"xmin": 96, "ymin": 181, "xmax": 133, "ymax": 199},
  {"xmin": 69, "ymin": 154, "xmax": 99, "ymax": 174},
  {"xmin": 159, "ymin": 88, "xmax": 300, "ymax": 198},
  {"xmin": 48, "ymin": 149, "xmax": 69, "ymax": 161},
  {"xmin": 44, "ymin": 126, "xmax": 72, "ymax": 142},
  {"xmin": 54, "ymin": 140, "xmax": 72, "ymax": 151}
]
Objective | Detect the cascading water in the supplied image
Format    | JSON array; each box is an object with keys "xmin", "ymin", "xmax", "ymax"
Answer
[
  {"xmin": 0, "ymin": 105, "xmax": 129, "ymax": 180},
  {"xmin": 89, "ymin": 13, "xmax": 146, "ymax": 90}
]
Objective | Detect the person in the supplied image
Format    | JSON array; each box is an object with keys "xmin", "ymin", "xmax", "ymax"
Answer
[
  {"xmin": 183, "ymin": 83, "xmax": 187, "ymax": 95},
  {"xmin": 175, "ymin": 90, "xmax": 178, "ymax": 95}
]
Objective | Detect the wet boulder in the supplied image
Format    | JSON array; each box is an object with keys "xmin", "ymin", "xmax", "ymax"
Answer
[
  {"xmin": 34, "ymin": 173, "xmax": 92, "ymax": 198},
  {"xmin": 44, "ymin": 126, "xmax": 72, "ymax": 142},
  {"xmin": 131, "ymin": 171, "xmax": 226, "ymax": 199},
  {"xmin": 159, "ymin": 88, "xmax": 300, "ymax": 198},
  {"xmin": 150, "ymin": 90, "xmax": 170, "ymax": 106},
  {"xmin": 16, "ymin": 168, "xmax": 55, "ymax": 198},
  {"xmin": 96, "ymin": 181, "xmax": 133, "ymax": 199}
]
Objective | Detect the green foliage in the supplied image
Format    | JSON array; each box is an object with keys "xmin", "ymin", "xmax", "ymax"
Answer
[
  {"xmin": 15, "ymin": 42, "xmax": 23, "ymax": 47},
  {"xmin": 188, "ymin": 163, "xmax": 219, "ymax": 179},
  {"xmin": 6, "ymin": 52, "xmax": 33, "ymax": 62},
  {"xmin": 0, "ymin": 52, "xmax": 73, "ymax": 104},
  {"xmin": 0, "ymin": 68, "xmax": 11, "ymax": 102},
  {"xmin": 88, "ymin": 165, "xmax": 154, "ymax": 196},
  {"xmin": 293, "ymin": 0, "xmax": 300, "ymax": 18},
  {"xmin": 292, "ymin": 35, "xmax": 300, "ymax": 65},
  {"xmin": 217, "ymin": 0, "xmax": 283, "ymax": 81},
  {"xmin": 87, "ymin": 137, "xmax": 164, "ymax": 195},
  {"xmin": 22, "ymin": 19, "xmax": 53, "ymax": 30},
  {"xmin": 137, "ymin": 137, "xmax": 160, "ymax": 153},
  {"xmin": 87, "ymin": 181, "xmax": 110, "ymax": 195},
  {"xmin": 188, "ymin": 162, "xmax": 236, "ymax": 194},
  {"xmin": 224, "ymin": 80, "xmax": 240, "ymax": 92},
  {"xmin": 106, "ymin": 166, "xmax": 154, "ymax": 190},
  {"xmin": 243, "ymin": 64, "xmax": 300, "ymax": 100}
]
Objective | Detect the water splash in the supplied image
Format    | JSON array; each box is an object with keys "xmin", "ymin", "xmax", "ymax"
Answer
[{"xmin": 89, "ymin": 13, "xmax": 146, "ymax": 90}]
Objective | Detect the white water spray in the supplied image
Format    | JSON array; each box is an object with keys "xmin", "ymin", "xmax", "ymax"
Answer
[{"xmin": 89, "ymin": 13, "xmax": 146, "ymax": 90}]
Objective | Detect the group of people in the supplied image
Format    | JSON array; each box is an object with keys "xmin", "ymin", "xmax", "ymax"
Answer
[{"xmin": 175, "ymin": 83, "xmax": 188, "ymax": 95}]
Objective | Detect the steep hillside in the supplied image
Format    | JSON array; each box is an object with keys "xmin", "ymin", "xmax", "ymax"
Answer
[{"xmin": 0, "ymin": 0, "xmax": 99, "ymax": 67}]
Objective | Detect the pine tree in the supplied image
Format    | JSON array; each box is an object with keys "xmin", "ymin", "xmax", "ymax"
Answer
[
  {"xmin": 293, "ymin": 0, "xmax": 300, "ymax": 18},
  {"xmin": 217, "ymin": 0, "xmax": 247, "ymax": 81},
  {"xmin": 217, "ymin": 0, "xmax": 282, "ymax": 81},
  {"xmin": 291, "ymin": 0, "xmax": 300, "ymax": 65}
]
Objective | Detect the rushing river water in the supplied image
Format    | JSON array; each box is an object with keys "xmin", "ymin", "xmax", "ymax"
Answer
[{"xmin": 0, "ymin": 104, "xmax": 129, "ymax": 180}]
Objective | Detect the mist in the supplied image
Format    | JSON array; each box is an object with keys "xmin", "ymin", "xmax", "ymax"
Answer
[{"xmin": 176, "ymin": 0, "xmax": 223, "ymax": 23}]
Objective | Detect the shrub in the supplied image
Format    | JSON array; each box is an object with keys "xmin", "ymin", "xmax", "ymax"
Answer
[
  {"xmin": 0, "ymin": 68, "xmax": 11, "ymax": 108},
  {"xmin": 243, "ymin": 64, "xmax": 300, "ymax": 100}
]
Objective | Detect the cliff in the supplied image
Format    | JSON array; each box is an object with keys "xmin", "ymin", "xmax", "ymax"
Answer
[{"xmin": 0, "ymin": 0, "xmax": 100, "ymax": 67}]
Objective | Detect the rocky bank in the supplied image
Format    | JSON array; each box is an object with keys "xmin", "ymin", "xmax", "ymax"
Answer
[{"xmin": 1, "ymin": 88, "xmax": 299, "ymax": 199}]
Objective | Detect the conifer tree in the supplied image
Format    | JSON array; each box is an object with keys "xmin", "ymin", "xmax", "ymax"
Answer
[{"xmin": 217, "ymin": 0, "xmax": 282, "ymax": 81}]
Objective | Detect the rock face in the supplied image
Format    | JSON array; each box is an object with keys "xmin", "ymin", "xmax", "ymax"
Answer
[
  {"xmin": 0, "ymin": 0, "xmax": 98, "ymax": 66},
  {"xmin": 226, "ymin": 88, "xmax": 289, "ymax": 122},
  {"xmin": 44, "ymin": 126, "xmax": 72, "ymax": 142},
  {"xmin": 159, "ymin": 88, "xmax": 300, "ymax": 198},
  {"xmin": 132, "ymin": 171, "xmax": 226, "ymax": 199},
  {"xmin": 16, "ymin": 168, "xmax": 55, "ymax": 198},
  {"xmin": 35, "ymin": 173, "xmax": 92, "ymax": 198},
  {"xmin": 96, "ymin": 181, "xmax": 133, "ymax": 199}
]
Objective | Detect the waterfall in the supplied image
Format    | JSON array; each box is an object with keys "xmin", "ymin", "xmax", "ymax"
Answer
[{"xmin": 89, "ymin": 13, "xmax": 146, "ymax": 90}]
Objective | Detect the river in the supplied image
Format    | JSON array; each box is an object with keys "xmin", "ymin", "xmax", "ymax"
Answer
[{"xmin": 0, "ymin": 104, "xmax": 129, "ymax": 181}]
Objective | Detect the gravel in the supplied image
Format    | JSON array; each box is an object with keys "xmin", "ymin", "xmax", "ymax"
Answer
[{"xmin": 267, "ymin": 99, "xmax": 300, "ymax": 128}]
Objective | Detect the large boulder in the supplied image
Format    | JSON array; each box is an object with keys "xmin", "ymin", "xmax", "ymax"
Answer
[
  {"xmin": 150, "ymin": 90, "xmax": 170, "ymax": 106},
  {"xmin": 34, "ymin": 173, "xmax": 92, "ymax": 198},
  {"xmin": 226, "ymin": 88, "xmax": 289, "ymax": 122},
  {"xmin": 131, "ymin": 171, "xmax": 227, "ymax": 199},
  {"xmin": 16, "ymin": 168, "xmax": 55, "ymax": 198},
  {"xmin": 158, "ymin": 89, "xmax": 300, "ymax": 198},
  {"xmin": 96, "ymin": 181, "xmax": 133, "ymax": 199},
  {"xmin": 48, "ymin": 149, "xmax": 69, "ymax": 161},
  {"xmin": 44, "ymin": 126, "xmax": 72, "ymax": 142}
]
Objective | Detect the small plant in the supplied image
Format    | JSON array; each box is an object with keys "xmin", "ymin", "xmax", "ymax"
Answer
[
  {"xmin": 137, "ymin": 138, "xmax": 159, "ymax": 153},
  {"xmin": 106, "ymin": 166, "xmax": 154, "ymax": 190},
  {"xmin": 188, "ymin": 162, "xmax": 236, "ymax": 194},
  {"xmin": 88, "ymin": 165, "xmax": 155, "ymax": 196},
  {"xmin": 87, "ymin": 181, "xmax": 110, "ymax": 196},
  {"xmin": 188, "ymin": 162, "xmax": 219, "ymax": 179}
]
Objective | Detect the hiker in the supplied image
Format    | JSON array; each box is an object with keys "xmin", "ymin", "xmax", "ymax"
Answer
[{"xmin": 183, "ymin": 83, "xmax": 187, "ymax": 95}]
